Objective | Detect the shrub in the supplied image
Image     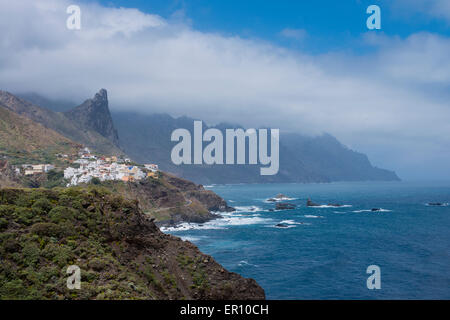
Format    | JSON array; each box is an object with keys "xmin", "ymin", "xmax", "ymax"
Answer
[
  {"xmin": 22, "ymin": 243, "xmax": 40, "ymax": 267},
  {"xmin": 48, "ymin": 206, "xmax": 76, "ymax": 223},
  {"xmin": 89, "ymin": 258, "xmax": 107, "ymax": 271},
  {"xmin": 41, "ymin": 243, "xmax": 73, "ymax": 267},
  {"xmin": 31, "ymin": 223, "xmax": 63, "ymax": 237},
  {"xmin": 91, "ymin": 177, "xmax": 101, "ymax": 185},
  {"xmin": 14, "ymin": 207, "xmax": 35, "ymax": 225},
  {"xmin": 0, "ymin": 279, "xmax": 28, "ymax": 299},
  {"xmin": 31, "ymin": 198, "xmax": 52, "ymax": 214},
  {"xmin": 0, "ymin": 217, "xmax": 8, "ymax": 230},
  {"xmin": 3, "ymin": 238, "xmax": 21, "ymax": 253},
  {"xmin": 0, "ymin": 205, "xmax": 14, "ymax": 218}
]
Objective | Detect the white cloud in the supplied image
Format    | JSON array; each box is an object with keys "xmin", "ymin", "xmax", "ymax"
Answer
[{"xmin": 0, "ymin": 0, "xmax": 449, "ymax": 179}]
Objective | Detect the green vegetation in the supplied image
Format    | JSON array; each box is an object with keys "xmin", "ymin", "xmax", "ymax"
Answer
[
  {"xmin": 0, "ymin": 187, "xmax": 262, "ymax": 300},
  {"xmin": 17, "ymin": 170, "xmax": 68, "ymax": 189}
]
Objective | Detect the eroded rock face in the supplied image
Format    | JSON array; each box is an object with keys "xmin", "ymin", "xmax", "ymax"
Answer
[
  {"xmin": 111, "ymin": 173, "xmax": 235, "ymax": 226},
  {"xmin": 64, "ymin": 89, "xmax": 119, "ymax": 146},
  {"xmin": 0, "ymin": 187, "xmax": 265, "ymax": 300},
  {"xmin": 185, "ymin": 189, "xmax": 235, "ymax": 213}
]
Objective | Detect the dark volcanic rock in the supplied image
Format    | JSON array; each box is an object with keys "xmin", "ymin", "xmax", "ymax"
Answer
[
  {"xmin": 275, "ymin": 202, "xmax": 296, "ymax": 210},
  {"xmin": 427, "ymin": 202, "xmax": 444, "ymax": 206},
  {"xmin": 275, "ymin": 223, "xmax": 289, "ymax": 228},
  {"xmin": 306, "ymin": 198, "xmax": 320, "ymax": 207},
  {"xmin": 65, "ymin": 89, "xmax": 119, "ymax": 146},
  {"xmin": 327, "ymin": 203, "xmax": 343, "ymax": 207}
]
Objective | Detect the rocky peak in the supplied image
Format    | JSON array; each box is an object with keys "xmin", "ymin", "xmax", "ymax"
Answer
[
  {"xmin": 65, "ymin": 89, "xmax": 119, "ymax": 146},
  {"xmin": 94, "ymin": 88, "xmax": 108, "ymax": 101}
]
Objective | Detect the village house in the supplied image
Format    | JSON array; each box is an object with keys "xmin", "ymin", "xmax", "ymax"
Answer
[
  {"xmin": 144, "ymin": 164, "xmax": 159, "ymax": 172},
  {"xmin": 23, "ymin": 164, "xmax": 55, "ymax": 176},
  {"xmin": 63, "ymin": 147, "xmax": 156, "ymax": 186},
  {"xmin": 64, "ymin": 160, "xmax": 148, "ymax": 186}
]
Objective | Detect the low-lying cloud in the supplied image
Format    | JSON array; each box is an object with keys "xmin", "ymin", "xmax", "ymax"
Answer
[{"xmin": 0, "ymin": 0, "xmax": 449, "ymax": 179}]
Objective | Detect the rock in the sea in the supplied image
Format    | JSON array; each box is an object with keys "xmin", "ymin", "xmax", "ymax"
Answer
[
  {"xmin": 327, "ymin": 203, "xmax": 342, "ymax": 207},
  {"xmin": 268, "ymin": 193, "xmax": 288, "ymax": 202},
  {"xmin": 371, "ymin": 208, "xmax": 381, "ymax": 212},
  {"xmin": 306, "ymin": 198, "xmax": 320, "ymax": 207},
  {"xmin": 307, "ymin": 198, "xmax": 343, "ymax": 207},
  {"xmin": 275, "ymin": 223, "xmax": 289, "ymax": 228},
  {"xmin": 275, "ymin": 202, "xmax": 296, "ymax": 210},
  {"xmin": 427, "ymin": 202, "xmax": 444, "ymax": 206}
]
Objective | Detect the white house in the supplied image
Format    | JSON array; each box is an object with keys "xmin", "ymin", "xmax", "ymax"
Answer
[{"xmin": 144, "ymin": 164, "xmax": 159, "ymax": 172}]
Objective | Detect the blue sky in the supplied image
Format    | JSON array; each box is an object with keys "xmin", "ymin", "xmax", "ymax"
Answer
[
  {"xmin": 1, "ymin": 0, "xmax": 450, "ymax": 179},
  {"xmin": 97, "ymin": 0, "xmax": 450, "ymax": 53}
]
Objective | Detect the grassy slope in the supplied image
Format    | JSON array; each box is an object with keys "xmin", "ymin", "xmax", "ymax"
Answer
[{"xmin": 0, "ymin": 105, "xmax": 81, "ymax": 164}]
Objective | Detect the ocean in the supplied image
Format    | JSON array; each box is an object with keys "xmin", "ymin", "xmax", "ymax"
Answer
[{"xmin": 162, "ymin": 181, "xmax": 450, "ymax": 299}]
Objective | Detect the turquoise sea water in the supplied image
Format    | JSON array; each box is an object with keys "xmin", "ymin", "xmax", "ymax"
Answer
[{"xmin": 162, "ymin": 181, "xmax": 450, "ymax": 299}]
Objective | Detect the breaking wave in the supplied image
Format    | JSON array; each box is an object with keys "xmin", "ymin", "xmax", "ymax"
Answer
[
  {"xmin": 238, "ymin": 260, "xmax": 259, "ymax": 267},
  {"xmin": 352, "ymin": 208, "xmax": 392, "ymax": 213},
  {"xmin": 161, "ymin": 210, "xmax": 273, "ymax": 233},
  {"xmin": 310, "ymin": 204, "xmax": 352, "ymax": 208}
]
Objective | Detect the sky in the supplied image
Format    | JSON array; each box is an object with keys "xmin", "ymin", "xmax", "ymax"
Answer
[{"xmin": 0, "ymin": 0, "xmax": 449, "ymax": 180}]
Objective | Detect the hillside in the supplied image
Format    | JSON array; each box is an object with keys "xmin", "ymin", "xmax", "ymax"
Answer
[
  {"xmin": 0, "ymin": 187, "xmax": 264, "ymax": 299},
  {"xmin": 0, "ymin": 105, "xmax": 81, "ymax": 165},
  {"xmin": 0, "ymin": 91, "xmax": 122, "ymax": 156},
  {"xmin": 99, "ymin": 172, "xmax": 234, "ymax": 226}
]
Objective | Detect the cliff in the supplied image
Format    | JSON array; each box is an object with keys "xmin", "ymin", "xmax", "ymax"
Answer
[
  {"xmin": 0, "ymin": 187, "xmax": 264, "ymax": 300},
  {"xmin": 97, "ymin": 172, "xmax": 234, "ymax": 226},
  {"xmin": 64, "ymin": 89, "xmax": 119, "ymax": 146}
]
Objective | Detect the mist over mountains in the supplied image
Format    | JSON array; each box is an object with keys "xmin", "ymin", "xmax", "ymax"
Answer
[{"xmin": 10, "ymin": 89, "xmax": 399, "ymax": 184}]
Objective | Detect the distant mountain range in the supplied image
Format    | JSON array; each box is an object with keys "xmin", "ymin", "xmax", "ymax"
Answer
[
  {"xmin": 112, "ymin": 112, "xmax": 399, "ymax": 184},
  {"xmin": 6, "ymin": 89, "xmax": 399, "ymax": 184}
]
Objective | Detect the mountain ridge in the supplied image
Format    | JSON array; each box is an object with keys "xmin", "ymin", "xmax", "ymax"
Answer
[
  {"xmin": 0, "ymin": 90, "xmax": 122, "ymax": 156},
  {"xmin": 112, "ymin": 111, "xmax": 400, "ymax": 184},
  {"xmin": 8, "ymin": 91, "xmax": 399, "ymax": 184}
]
